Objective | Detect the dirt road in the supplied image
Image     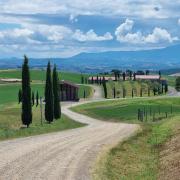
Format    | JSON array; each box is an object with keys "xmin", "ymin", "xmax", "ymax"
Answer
[{"xmin": 0, "ymin": 85, "xmax": 139, "ymax": 180}]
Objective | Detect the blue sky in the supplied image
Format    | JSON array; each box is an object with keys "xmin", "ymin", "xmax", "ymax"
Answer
[{"xmin": 0, "ymin": 0, "xmax": 180, "ymax": 58}]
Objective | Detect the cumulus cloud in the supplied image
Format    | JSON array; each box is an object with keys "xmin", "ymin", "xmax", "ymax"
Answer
[
  {"xmin": 73, "ymin": 29, "xmax": 113, "ymax": 42},
  {"xmin": 115, "ymin": 19, "xmax": 178, "ymax": 44},
  {"xmin": 0, "ymin": 24, "xmax": 73, "ymax": 45}
]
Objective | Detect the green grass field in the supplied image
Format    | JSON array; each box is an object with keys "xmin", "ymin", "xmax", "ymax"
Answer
[
  {"xmin": 0, "ymin": 103, "xmax": 84, "ymax": 141},
  {"xmin": 73, "ymin": 97, "xmax": 180, "ymax": 179},
  {"xmin": 72, "ymin": 97, "xmax": 180, "ymax": 123},
  {"xmin": 0, "ymin": 69, "xmax": 92, "ymax": 140},
  {"xmin": 0, "ymin": 69, "xmax": 89, "ymax": 83}
]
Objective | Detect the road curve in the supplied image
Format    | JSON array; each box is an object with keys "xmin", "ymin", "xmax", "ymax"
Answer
[{"xmin": 0, "ymin": 86, "xmax": 139, "ymax": 180}]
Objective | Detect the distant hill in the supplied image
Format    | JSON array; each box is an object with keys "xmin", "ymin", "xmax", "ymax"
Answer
[{"xmin": 0, "ymin": 44, "xmax": 180, "ymax": 73}]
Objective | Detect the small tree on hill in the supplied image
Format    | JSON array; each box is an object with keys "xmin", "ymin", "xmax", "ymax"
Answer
[
  {"xmin": 91, "ymin": 77, "xmax": 94, "ymax": 84},
  {"xmin": 123, "ymin": 72, "xmax": 126, "ymax": 81},
  {"xmin": 53, "ymin": 64, "xmax": 61, "ymax": 119},
  {"xmin": 36, "ymin": 91, "xmax": 39, "ymax": 107},
  {"xmin": 21, "ymin": 55, "xmax": 32, "ymax": 128},
  {"xmin": 102, "ymin": 76, "xmax": 107, "ymax": 98},
  {"xmin": 81, "ymin": 75, "xmax": 84, "ymax": 84},
  {"xmin": 113, "ymin": 87, "xmax": 116, "ymax": 98},
  {"xmin": 45, "ymin": 62, "xmax": 54, "ymax": 123},
  {"xmin": 123, "ymin": 88, "xmax": 126, "ymax": 98},
  {"xmin": 32, "ymin": 91, "xmax": 35, "ymax": 106},
  {"xmin": 175, "ymin": 77, "xmax": 180, "ymax": 91},
  {"xmin": 165, "ymin": 84, "xmax": 168, "ymax": 93},
  {"xmin": 83, "ymin": 90, "xmax": 86, "ymax": 99}
]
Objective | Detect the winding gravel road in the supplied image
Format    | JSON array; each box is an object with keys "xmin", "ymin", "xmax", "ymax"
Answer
[{"xmin": 0, "ymin": 85, "xmax": 139, "ymax": 180}]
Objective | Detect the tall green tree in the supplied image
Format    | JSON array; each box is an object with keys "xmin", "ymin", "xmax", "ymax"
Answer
[
  {"xmin": 36, "ymin": 91, "xmax": 39, "ymax": 107},
  {"xmin": 45, "ymin": 62, "xmax": 54, "ymax": 123},
  {"xmin": 53, "ymin": 64, "xmax": 61, "ymax": 119},
  {"xmin": 32, "ymin": 91, "xmax": 35, "ymax": 106},
  {"xmin": 175, "ymin": 77, "xmax": 180, "ymax": 91},
  {"xmin": 21, "ymin": 55, "xmax": 32, "ymax": 128},
  {"xmin": 102, "ymin": 76, "xmax": 107, "ymax": 98}
]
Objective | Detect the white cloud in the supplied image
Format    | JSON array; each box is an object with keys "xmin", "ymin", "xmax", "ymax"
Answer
[
  {"xmin": 73, "ymin": 29, "xmax": 113, "ymax": 42},
  {"xmin": 145, "ymin": 27, "xmax": 178, "ymax": 43},
  {"xmin": 0, "ymin": 24, "xmax": 73, "ymax": 45},
  {"xmin": 115, "ymin": 19, "xmax": 178, "ymax": 44},
  {"xmin": 0, "ymin": 0, "xmax": 180, "ymax": 19}
]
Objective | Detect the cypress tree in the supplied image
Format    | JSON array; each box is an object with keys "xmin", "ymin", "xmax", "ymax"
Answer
[
  {"xmin": 140, "ymin": 88, "xmax": 143, "ymax": 97},
  {"xmin": 123, "ymin": 88, "xmax": 126, "ymax": 98},
  {"xmin": 53, "ymin": 64, "xmax": 61, "ymax": 119},
  {"xmin": 81, "ymin": 75, "xmax": 84, "ymax": 84},
  {"xmin": 32, "ymin": 91, "xmax": 35, "ymax": 106},
  {"xmin": 36, "ymin": 91, "xmax": 39, "ymax": 107},
  {"xmin": 165, "ymin": 84, "xmax": 168, "ymax": 93},
  {"xmin": 21, "ymin": 55, "xmax": 32, "ymax": 128},
  {"xmin": 113, "ymin": 87, "xmax": 116, "ymax": 98},
  {"xmin": 18, "ymin": 89, "xmax": 22, "ymax": 104},
  {"xmin": 91, "ymin": 77, "xmax": 94, "ymax": 84},
  {"xmin": 83, "ymin": 90, "xmax": 86, "ymax": 99},
  {"xmin": 102, "ymin": 76, "xmax": 107, "ymax": 98},
  {"xmin": 45, "ymin": 62, "xmax": 54, "ymax": 123},
  {"xmin": 132, "ymin": 89, "xmax": 134, "ymax": 98},
  {"xmin": 123, "ymin": 72, "xmax": 126, "ymax": 81}
]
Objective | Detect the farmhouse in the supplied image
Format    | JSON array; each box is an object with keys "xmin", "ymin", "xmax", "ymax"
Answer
[
  {"xmin": 59, "ymin": 80, "xmax": 79, "ymax": 101},
  {"xmin": 135, "ymin": 75, "xmax": 160, "ymax": 81}
]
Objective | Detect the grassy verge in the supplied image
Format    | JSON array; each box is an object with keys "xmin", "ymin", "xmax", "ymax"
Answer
[
  {"xmin": 0, "ymin": 103, "xmax": 85, "ymax": 141},
  {"xmin": 72, "ymin": 97, "xmax": 180, "ymax": 123},
  {"xmin": 72, "ymin": 97, "xmax": 180, "ymax": 179},
  {"xmin": 93, "ymin": 116, "xmax": 179, "ymax": 180}
]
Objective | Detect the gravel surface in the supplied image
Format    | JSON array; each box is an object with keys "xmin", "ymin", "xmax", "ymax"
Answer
[{"xmin": 0, "ymin": 85, "xmax": 139, "ymax": 180}]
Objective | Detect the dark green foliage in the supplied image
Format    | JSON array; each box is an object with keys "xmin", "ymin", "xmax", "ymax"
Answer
[
  {"xmin": 83, "ymin": 90, "xmax": 86, "ymax": 99},
  {"xmin": 146, "ymin": 70, "xmax": 150, "ymax": 75},
  {"xmin": 113, "ymin": 87, "xmax": 116, "ymax": 98},
  {"xmin": 165, "ymin": 84, "xmax": 168, "ymax": 93},
  {"xmin": 133, "ymin": 73, "xmax": 136, "ymax": 81},
  {"xmin": 123, "ymin": 88, "xmax": 126, "ymax": 98},
  {"xmin": 91, "ymin": 77, "xmax": 94, "ymax": 84},
  {"xmin": 123, "ymin": 72, "xmax": 126, "ymax": 81},
  {"xmin": 175, "ymin": 77, "xmax": 180, "ymax": 91},
  {"xmin": 132, "ymin": 89, "xmax": 134, "ymax": 98},
  {"xmin": 32, "ymin": 91, "xmax": 35, "ymax": 106},
  {"xmin": 21, "ymin": 55, "xmax": 32, "ymax": 128},
  {"xmin": 148, "ymin": 87, "xmax": 150, "ymax": 96},
  {"xmin": 102, "ymin": 76, "xmax": 107, "ymax": 98},
  {"xmin": 53, "ymin": 64, "xmax": 61, "ymax": 120},
  {"xmin": 140, "ymin": 88, "xmax": 143, "ymax": 97},
  {"xmin": 81, "ymin": 75, "xmax": 84, "ymax": 84},
  {"xmin": 45, "ymin": 62, "xmax": 54, "ymax": 123},
  {"xmin": 18, "ymin": 89, "xmax": 22, "ymax": 104},
  {"xmin": 36, "ymin": 91, "xmax": 39, "ymax": 107}
]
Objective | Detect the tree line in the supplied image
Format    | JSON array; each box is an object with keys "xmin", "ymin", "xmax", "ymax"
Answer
[{"xmin": 19, "ymin": 56, "xmax": 61, "ymax": 128}]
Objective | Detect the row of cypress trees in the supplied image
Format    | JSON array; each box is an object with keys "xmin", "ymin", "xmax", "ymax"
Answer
[
  {"xmin": 21, "ymin": 56, "xmax": 61, "ymax": 127},
  {"xmin": 45, "ymin": 62, "xmax": 61, "ymax": 123}
]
